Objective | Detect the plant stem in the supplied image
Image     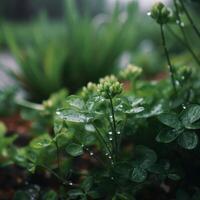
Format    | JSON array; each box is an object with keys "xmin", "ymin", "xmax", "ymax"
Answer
[
  {"xmin": 160, "ymin": 24, "xmax": 177, "ymax": 93},
  {"xmin": 179, "ymin": 0, "xmax": 200, "ymax": 39},
  {"xmin": 16, "ymin": 99, "xmax": 44, "ymax": 111},
  {"xmin": 108, "ymin": 96, "xmax": 118, "ymax": 160},
  {"xmin": 93, "ymin": 124, "xmax": 112, "ymax": 157},
  {"xmin": 39, "ymin": 163, "xmax": 78, "ymax": 187},
  {"xmin": 54, "ymin": 140, "xmax": 61, "ymax": 176},
  {"xmin": 107, "ymin": 115, "xmax": 116, "ymax": 154},
  {"xmin": 173, "ymin": 0, "xmax": 200, "ymax": 66},
  {"xmin": 83, "ymin": 146, "xmax": 106, "ymax": 167},
  {"xmin": 167, "ymin": 25, "xmax": 200, "ymax": 66}
]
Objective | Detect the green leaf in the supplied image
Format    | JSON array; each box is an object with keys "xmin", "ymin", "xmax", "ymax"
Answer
[
  {"xmin": 27, "ymin": 162, "xmax": 36, "ymax": 174},
  {"xmin": 134, "ymin": 145, "xmax": 157, "ymax": 169},
  {"xmin": 148, "ymin": 159, "xmax": 170, "ymax": 175},
  {"xmin": 0, "ymin": 122, "xmax": 6, "ymax": 136},
  {"xmin": 14, "ymin": 191, "xmax": 30, "ymax": 200},
  {"xmin": 181, "ymin": 105, "xmax": 200, "ymax": 129},
  {"xmin": 42, "ymin": 190, "xmax": 58, "ymax": 200},
  {"xmin": 66, "ymin": 95, "xmax": 85, "ymax": 110},
  {"xmin": 30, "ymin": 135, "xmax": 52, "ymax": 149},
  {"xmin": 131, "ymin": 167, "xmax": 147, "ymax": 183},
  {"xmin": 168, "ymin": 173, "xmax": 181, "ymax": 181},
  {"xmin": 68, "ymin": 189, "xmax": 84, "ymax": 197},
  {"xmin": 80, "ymin": 132, "xmax": 96, "ymax": 145},
  {"xmin": 66, "ymin": 143, "xmax": 83, "ymax": 156},
  {"xmin": 158, "ymin": 113, "xmax": 182, "ymax": 129},
  {"xmin": 81, "ymin": 176, "xmax": 93, "ymax": 192},
  {"xmin": 176, "ymin": 189, "xmax": 190, "ymax": 200},
  {"xmin": 156, "ymin": 129, "xmax": 183, "ymax": 143},
  {"xmin": 54, "ymin": 115, "xmax": 64, "ymax": 134},
  {"xmin": 177, "ymin": 131, "xmax": 198, "ymax": 150},
  {"xmin": 57, "ymin": 109, "xmax": 90, "ymax": 123}
]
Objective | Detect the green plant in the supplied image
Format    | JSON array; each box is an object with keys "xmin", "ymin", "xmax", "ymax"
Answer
[
  {"xmin": 18, "ymin": 89, "xmax": 68, "ymax": 133},
  {"xmin": 3, "ymin": 20, "xmax": 67, "ymax": 101},
  {"xmin": 3, "ymin": 0, "xmax": 144, "ymax": 101},
  {"xmin": 2, "ymin": 1, "xmax": 200, "ymax": 199},
  {"xmin": 0, "ymin": 87, "xmax": 17, "ymax": 116},
  {"xmin": 10, "ymin": 74, "xmax": 174, "ymax": 199},
  {"xmin": 0, "ymin": 122, "xmax": 18, "ymax": 167}
]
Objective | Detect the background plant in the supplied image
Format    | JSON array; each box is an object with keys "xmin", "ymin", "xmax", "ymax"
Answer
[{"xmin": 2, "ymin": 0, "xmax": 141, "ymax": 102}]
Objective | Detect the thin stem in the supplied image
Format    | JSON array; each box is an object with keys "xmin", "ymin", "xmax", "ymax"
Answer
[
  {"xmin": 107, "ymin": 114, "xmax": 115, "ymax": 154},
  {"xmin": 54, "ymin": 140, "xmax": 61, "ymax": 176},
  {"xmin": 108, "ymin": 95, "xmax": 118, "ymax": 160},
  {"xmin": 173, "ymin": 0, "xmax": 200, "ymax": 66},
  {"xmin": 83, "ymin": 147, "xmax": 106, "ymax": 167},
  {"xmin": 160, "ymin": 24, "xmax": 177, "ymax": 93},
  {"xmin": 16, "ymin": 99, "xmax": 44, "ymax": 111},
  {"xmin": 93, "ymin": 124, "xmax": 112, "ymax": 157},
  {"xmin": 179, "ymin": 0, "xmax": 200, "ymax": 39},
  {"xmin": 39, "ymin": 163, "xmax": 79, "ymax": 187},
  {"xmin": 167, "ymin": 25, "xmax": 200, "ymax": 66},
  {"xmin": 167, "ymin": 25, "xmax": 186, "ymax": 46}
]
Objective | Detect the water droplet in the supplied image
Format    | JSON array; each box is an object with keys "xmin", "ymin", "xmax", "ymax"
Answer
[
  {"xmin": 108, "ymin": 131, "xmax": 112, "ymax": 135},
  {"xmin": 182, "ymin": 104, "xmax": 186, "ymax": 110},
  {"xmin": 109, "ymin": 138, "xmax": 113, "ymax": 141},
  {"xmin": 69, "ymin": 182, "xmax": 73, "ymax": 186},
  {"xmin": 108, "ymin": 156, "xmax": 112, "ymax": 159},
  {"xmin": 180, "ymin": 22, "xmax": 185, "ymax": 27},
  {"xmin": 109, "ymin": 115, "xmax": 112, "ymax": 119},
  {"xmin": 81, "ymin": 144, "xmax": 84, "ymax": 147},
  {"xmin": 176, "ymin": 20, "xmax": 180, "ymax": 24},
  {"xmin": 117, "ymin": 131, "xmax": 121, "ymax": 135},
  {"xmin": 175, "ymin": 80, "xmax": 180, "ymax": 87},
  {"xmin": 56, "ymin": 111, "xmax": 61, "ymax": 115},
  {"xmin": 111, "ymin": 177, "xmax": 114, "ymax": 180},
  {"xmin": 90, "ymin": 152, "xmax": 94, "ymax": 156},
  {"xmin": 147, "ymin": 12, "xmax": 151, "ymax": 16}
]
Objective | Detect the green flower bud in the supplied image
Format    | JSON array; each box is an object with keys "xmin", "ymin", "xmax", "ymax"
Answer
[
  {"xmin": 81, "ymin": 82, "xmax": 97, "ymax": 98},
  {"xmin": 97, "ymin": 75, "xmax": 123, "ymax": 98},
  {"xmin": 119, "ymin": 64, "xmax": 142, "ymax": 80},
  {"xmin": 150, "ymin": 2, "xmax": 172, "ymax": 24},
  {"xmin": 177, "ymin": 66, "xmax": 193, "ymax": 82}
]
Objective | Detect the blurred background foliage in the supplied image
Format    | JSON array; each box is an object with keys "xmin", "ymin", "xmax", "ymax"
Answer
[{"xmin": 0, "ymin": 0, "xmax": 199, "ymax": 103}]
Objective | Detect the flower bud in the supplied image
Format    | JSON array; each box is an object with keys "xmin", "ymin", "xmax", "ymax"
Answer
[
  {"xmin": 177, "ymin": 66, "xmax": 192, "ymax": 82},
  {"xmin": 119, "ymin": 64, "xmax": 142, "ymax": 80},
  {"xmin": 150, "ymin": 2, "xmax": 172, "ymax": 24},
  {"xmin": 81, "ymin": 82, "xmax": 97, "ymax": 98},
  {"xmin": 97, "ymin": 75, "xmax": 123, "ymax": 98}
]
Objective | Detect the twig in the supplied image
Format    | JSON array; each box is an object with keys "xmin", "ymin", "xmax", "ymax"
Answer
[
  {"xmin": 160, "ymin": 24, "xmax": 177, "ymax": 93},
  {"xmin": 179, "ymin": 0, "xmax": 200, "ymax": 39}
]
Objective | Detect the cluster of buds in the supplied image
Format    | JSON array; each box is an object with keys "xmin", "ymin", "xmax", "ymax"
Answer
[
  {"xmin": 119, "ymin": 64, "xmax": 142, "ymax": 80},
  {"xmin": 81, "ymin": 82, "xmax": 97, "ymax": 98},
  {"xmin": 149, "ymin": 2, "xmax": 172, "ymax": 24},
  {"xmin": 97, "ymin": 75, "xmax": 123, "ymax": 98},
  {"xmin": 177, "ymin": 66, "xmax": 193, "ymax": 82}
]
